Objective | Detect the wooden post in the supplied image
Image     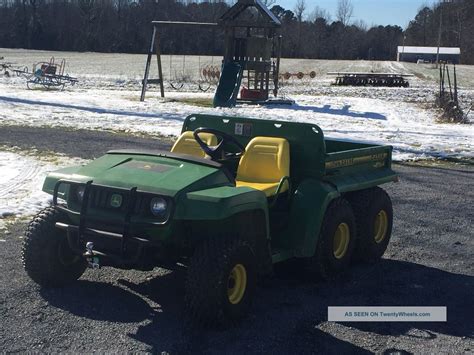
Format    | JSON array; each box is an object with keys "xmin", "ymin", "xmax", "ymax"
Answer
[
  {"xmin": 453, "ymin": 64, "xmax": 458, "ymax": 106},
  {"xmin": 441, "ymin": 64, "xmax": 445, "ymax": 99},
  {"xmin": 439, "ymin": 65, "xmax": 442, "ymax": 100},
  {"xmin": 273, "ymin": 35, "xmax": 282, "ymax": 97},
  {"xmin": 155, "ymin": 30, "xmax": 165, "ymax": 98},
  {"xmin": 446, "ymin": 65, "xmax": 453, "ymax": 101},
  {"xmin": 140, "ymin": 26, "xmax": 157, "ymax": 102}
]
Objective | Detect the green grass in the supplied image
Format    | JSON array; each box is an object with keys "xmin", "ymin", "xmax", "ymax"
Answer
[{"xmin": 171, "ymin": 97, "xmax": 214, "ymax": 108}]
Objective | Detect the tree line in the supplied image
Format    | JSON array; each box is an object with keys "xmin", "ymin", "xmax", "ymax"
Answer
[
  {"xmin": 0, "ymin": 0, "xmax": 472, "ymax": 64},
  {"xmin": 404, "ymin": 0, "xmax": 473, "ymax": 64}
]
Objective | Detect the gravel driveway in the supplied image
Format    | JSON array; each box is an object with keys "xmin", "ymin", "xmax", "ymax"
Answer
[{"xmin": 0, "ymin": 126, "xmax": 473, "ymax": 354}]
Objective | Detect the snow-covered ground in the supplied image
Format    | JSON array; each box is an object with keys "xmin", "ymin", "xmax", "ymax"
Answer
[
  {"xmin": 0, "ymin": 49, "xmax": 473, "ymax": 224},
  {"xmin": 0, "ymin": 148, "xmax": 85, "ymax": 231},
  {"xmin": 1, "ymin": 88, "xmax": 472, "ymax": 161},
  {"xmin": 1, "ymin": 48, "xmax": 473, "ymax": 160}
]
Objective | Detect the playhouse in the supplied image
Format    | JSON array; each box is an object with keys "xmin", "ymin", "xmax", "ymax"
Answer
[{"xmin": 140, "ymin": 0, "xmax": 284, "ymax": 107}]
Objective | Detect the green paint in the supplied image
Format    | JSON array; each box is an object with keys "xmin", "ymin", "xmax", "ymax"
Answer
[{"xmin": 40, "ymin": 113, "xmax": 397, "ymax": 267}]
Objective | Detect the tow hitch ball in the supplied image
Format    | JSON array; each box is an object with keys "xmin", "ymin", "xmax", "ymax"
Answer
[{"xmin": 85, "ymin": 242, "xmax": 100, "ymax": 269}]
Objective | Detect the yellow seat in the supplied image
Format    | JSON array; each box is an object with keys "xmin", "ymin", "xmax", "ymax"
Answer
[
  {"xmin": 236, "ymin": 136, "xmax": 290, "ymax": 197},
  {"xmin": 170, "ymin": 131, "xmax": 218, "ymax": 159}
]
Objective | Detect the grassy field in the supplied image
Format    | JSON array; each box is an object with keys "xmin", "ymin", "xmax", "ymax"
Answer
[{"xmin": 3, "ymin": 48, "xmax": 474, "ymax": 89}]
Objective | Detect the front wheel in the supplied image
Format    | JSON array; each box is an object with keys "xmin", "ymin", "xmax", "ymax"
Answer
[
  {"xmin": 185, "ymin": 235, "xmax": 257, "ymax": 325},
  {"xmin": 22, "ymin": 207, "xmax": 87, "ymax": 287}
]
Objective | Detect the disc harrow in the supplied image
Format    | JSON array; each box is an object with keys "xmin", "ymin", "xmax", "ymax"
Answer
[{"xmin": 328, "ymin": 72, "xmax": 411, "ymax": 87}]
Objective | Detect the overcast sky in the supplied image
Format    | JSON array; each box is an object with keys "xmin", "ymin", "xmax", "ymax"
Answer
[{"xmin": 273, "ymin": 0, "xmax": 437, "ymax": 28}]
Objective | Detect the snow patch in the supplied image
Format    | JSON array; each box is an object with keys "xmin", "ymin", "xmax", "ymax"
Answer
[{"xmin": 0, "ymin": 151, "xmax": 86, "ymax": 231}]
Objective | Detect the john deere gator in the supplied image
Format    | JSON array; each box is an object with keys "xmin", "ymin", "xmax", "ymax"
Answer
[{"xmin": 23, "ymin": 114, "xmax": 398, "ymax": 324}]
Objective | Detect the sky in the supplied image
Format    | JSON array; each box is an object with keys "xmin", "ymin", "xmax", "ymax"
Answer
[{"xmin": 274, "ymin": 0, "xmax": 437, "ymax": 28}]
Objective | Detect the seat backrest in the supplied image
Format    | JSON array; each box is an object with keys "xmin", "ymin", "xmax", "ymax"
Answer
[
  {"xmin": 170, "ymin": 131, "xmax": 217, "ymax": 158},
  {"xmin": 237, "ymin": 137, "xmax": 290, "ymax": 183}
]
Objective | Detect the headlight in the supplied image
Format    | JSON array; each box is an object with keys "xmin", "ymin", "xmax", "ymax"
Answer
[
  {"xmin": 76, "ymin": 186, "xmax": 85, "ymax": 202},
  {"xmin": 150, "ymin": 197, "xmax": 167, "ymax": 216}
]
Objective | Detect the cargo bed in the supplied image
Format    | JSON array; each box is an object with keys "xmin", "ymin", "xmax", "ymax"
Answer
[{"xmin": 323, "ymin": 138, "xmax": 398, "ymax": 193}]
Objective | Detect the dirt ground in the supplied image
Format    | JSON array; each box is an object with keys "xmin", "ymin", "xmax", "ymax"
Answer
[{"xmin": 0, "ymin": 127, "xmax": 473, "ymax": 354}]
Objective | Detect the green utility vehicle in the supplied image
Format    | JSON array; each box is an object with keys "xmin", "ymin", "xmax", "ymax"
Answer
[{"xmin": 23, "ymin": 114, "xmax": 397, "ymax": 324}]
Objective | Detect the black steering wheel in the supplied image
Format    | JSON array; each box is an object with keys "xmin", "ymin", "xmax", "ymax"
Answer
[{"xmin": 193, "ymin": 127, "xmax": 246, "ymax": 161}]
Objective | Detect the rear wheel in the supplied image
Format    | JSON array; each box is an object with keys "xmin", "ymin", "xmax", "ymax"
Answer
[
  {"xmin": 310, "ymin": 198, "xmax": 356, "ymax": 279},
  {"xmin": 348, "ymin": 187, "xmax": 393, "ymax": 262},
  {"xmin": 22, "ymin": 207, "xmax": 87, "ymax": 287},
  {"xmin": 185, "ymin": 235, "xmax": 257, "ymax": 325}
]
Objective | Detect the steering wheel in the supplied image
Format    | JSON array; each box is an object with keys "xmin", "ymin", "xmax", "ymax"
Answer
[{"xmin": 193, "ymin": 127, "xmax": 246, "ymax": 161}]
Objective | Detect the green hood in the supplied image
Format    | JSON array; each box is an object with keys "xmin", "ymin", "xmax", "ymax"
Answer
[{"xmin": 43, "ymin": 150, "xmax": 233, "ymax": 197}]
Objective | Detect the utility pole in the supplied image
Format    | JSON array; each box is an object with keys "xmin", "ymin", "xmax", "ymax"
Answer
[
  {"xmin": 436, "ymin": 4, "xmax": 443, "ymax": 68},
  {"xmin": 401, "ymin": 34, "xmax": 406, "ymax": 62}
]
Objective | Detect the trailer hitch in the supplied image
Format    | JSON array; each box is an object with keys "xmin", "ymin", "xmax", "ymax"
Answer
[{"xmin": 84, "ymin": 242, "xmax": 100, "ymax": 269}]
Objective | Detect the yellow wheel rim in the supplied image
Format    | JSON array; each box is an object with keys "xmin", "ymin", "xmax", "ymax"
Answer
[
  {"xmin": 227, "ymin": 264, "xmax": 247, "ymax": 305},
  {"xmin": 333, "ymin": 223, "xmax": 350, "ymax": 259},
  {"xmin": 374, "ymin": 210, "xmax": 388, "ymax": 244}
]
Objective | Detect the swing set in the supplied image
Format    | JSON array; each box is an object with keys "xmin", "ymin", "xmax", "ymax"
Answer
[{"xmin": 140, "ymin": 21, "xmax": 219, "ymax": 101}]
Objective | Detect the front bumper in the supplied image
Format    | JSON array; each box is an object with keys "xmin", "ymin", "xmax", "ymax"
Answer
[{"xmin": 53, "ymin": 179, "xmax": 174, "ymax": 269}]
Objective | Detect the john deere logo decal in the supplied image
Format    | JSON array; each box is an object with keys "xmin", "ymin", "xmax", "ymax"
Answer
[{"xmin": 110, "ymin": 194, "xmax": 123, "ymax": 208}]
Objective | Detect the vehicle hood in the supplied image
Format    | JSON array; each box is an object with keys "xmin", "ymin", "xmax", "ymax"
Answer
[{"xmin": 43, "ymin": 151, "xmax": 232, "ymax": 197}]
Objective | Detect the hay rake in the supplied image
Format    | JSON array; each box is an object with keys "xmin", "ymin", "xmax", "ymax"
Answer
[
  {"xmin": 198, "ymin": 64, "xmax": 220, "ymax": 92},
  {"xmin": 280, "ymin": 71, "xmax": 317, "ymax": 81},
  {"xmin": 14, "ymin": 57, "xmax": 78, "ymax": 90}
]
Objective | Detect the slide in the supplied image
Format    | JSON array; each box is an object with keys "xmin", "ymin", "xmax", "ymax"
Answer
[{"xmin": 213, "ymin": 62, "xmax": 243, "ymax": 108}]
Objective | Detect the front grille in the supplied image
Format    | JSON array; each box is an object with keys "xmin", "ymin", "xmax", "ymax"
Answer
[
  {"xmin": 87, "ymin": 187, "xmax": 159, "ymax": 218},
  {"xmin": 58, "ymin": 180, "xmax": 172, "ymax": 225},
  {"xmin": 90, "ymin": 186, "xmax": 128, "ymax": 212}
]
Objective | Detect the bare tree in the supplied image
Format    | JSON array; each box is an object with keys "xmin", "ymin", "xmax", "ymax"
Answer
[
  {"xmin": 336, "ymin": 0, "xmax": 353, "ymax": 26},
  {"xmin": 309, "ymin": 5, "xmax": 331, "ymax": 23},
  {"xmin": 354, "ymin": 19, "xmax": 368, "ymax": 31},
  {"xmin": 260, "ymin": 0, "xmax": 276, "ymax": 8},
  {"xmin": 293, "ymin": 0, "xmax": 306, "ymax": 57},
  {"xmin": 294, "ymin": 0, "xmax": 306, "ymax": 22}
]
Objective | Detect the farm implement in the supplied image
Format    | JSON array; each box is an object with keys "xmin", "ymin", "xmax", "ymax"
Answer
[
  {"xmin": 329, "ymin": 72, "xmax": 412, "ymax": 87},
  {"xmin": 14, "ymin": 57, "xmax": 78, "ymax": 90},
  {"xmin": 1, "ymin": 60, "xmax": 19, "ymax": 77},
  {"xmin": 23, "ymin": 113, "xmax": 398, "ymax": 325}
]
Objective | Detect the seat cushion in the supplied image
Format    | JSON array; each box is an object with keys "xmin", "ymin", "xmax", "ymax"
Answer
[
  {"xmin": 236, "ymin": 181, "xmax": 280, "ymax": 197},
  {"xmin": 170, "ymin": 131, "xmax": 217, "ymax": 158},
  {"xmin": 236, "ymin": 136, "xmax": 290, "ymax": 196}
]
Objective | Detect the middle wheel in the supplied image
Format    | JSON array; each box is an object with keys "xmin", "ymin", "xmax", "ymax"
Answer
[{"xmin": 311, "ymin": 198, "xmax": 356, "ymax": 279}]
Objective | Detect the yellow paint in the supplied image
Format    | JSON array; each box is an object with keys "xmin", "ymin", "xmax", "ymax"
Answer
[
  {"xmin": 374, "ymin": 210, "xmax": 388, "ymax": 244},
  {"xmin": 228, "ymin": 264, "xmax": 247, "ymax": 305},
  {"xmin": 325, "ymin": 153, "xmax": 387, "ymax": 170},
  {"xmin": 236, "ymin": 137, "xmax": 290, "ymax": 197},
  {"xmin": 170, "ymin": 131, "xmax": 217, "ymax": 158},
  {"xmin": 333, "ymin": 222, "xmax": 350, "ymax": 259}
]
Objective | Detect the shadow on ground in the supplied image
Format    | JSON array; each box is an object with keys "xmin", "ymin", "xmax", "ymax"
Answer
[
  {"xmin": 0, "ymin": 95, "xmax": 185, "ymax": 121},
  {"xmin": 39, "ymin": 259, "xmax": 473, "ymax": 353},
  {"xmin": 267, "ymin": 102, "xmax": 386, "ymax": 120}
]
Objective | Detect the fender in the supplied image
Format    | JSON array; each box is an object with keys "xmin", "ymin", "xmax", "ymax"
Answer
[
  {"xmin": 42, "ymin": 166, "xmax": 86, "ymax": 195},
  {"xmin": 176, "ymin": 186, "xmax": 270, "ymax": 239},
  {"xmin": 285, "ymin": 179, "xmax": 340, "ymax": 258}
]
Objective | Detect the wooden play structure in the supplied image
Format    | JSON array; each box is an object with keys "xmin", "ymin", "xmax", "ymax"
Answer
[
  {"xmin": 140, "ymin": 0, "xmax": 285, "ymax": 107},
  {"xmin": 214, "ymin": 0, "xmax": 282, "ymax": 106}
]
